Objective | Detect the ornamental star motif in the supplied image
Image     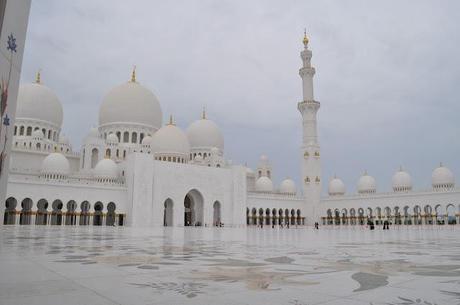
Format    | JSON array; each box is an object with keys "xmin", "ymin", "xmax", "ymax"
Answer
[
  {"xmin": 7, "ymin": 33, "xmax": 17, "ymax": 53},
  {"xmin": 3, "ymin": 114, "xmax": 9, "ymax": 126}
]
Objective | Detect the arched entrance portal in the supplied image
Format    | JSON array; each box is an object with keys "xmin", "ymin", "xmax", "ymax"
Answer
[
  {"xmin": 163, "ymin": 199, "xmax": 173, "ymax": 226},
  {"xmin": 184, "ymin": 190, "xmax": 204, "ymax": 226},
  {"xmin": 213, "ymin": 201, "xmax": 221, "ymax": 226}
]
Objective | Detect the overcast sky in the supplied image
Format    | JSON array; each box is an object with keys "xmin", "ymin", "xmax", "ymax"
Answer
[{"xmin": 20, "ymin": 0, "xmax": 460, "ymax": 195}]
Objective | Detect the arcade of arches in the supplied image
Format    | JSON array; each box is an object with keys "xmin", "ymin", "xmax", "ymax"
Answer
[
  {"xmin": 3, "ymin": 197, "xmax": 124, "ymax": 226},
  {"xmin": 323, "ymin": 204, "xmax": 460, "ymax": 226},
  {"xmin": 246, "ymin": 208, "xmax": 305, "ymax": 226}
]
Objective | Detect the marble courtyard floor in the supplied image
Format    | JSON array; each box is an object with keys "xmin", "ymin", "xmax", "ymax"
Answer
[{"xmin": 0, "ymin": 226, "xmax": 459, "ymax": 305}]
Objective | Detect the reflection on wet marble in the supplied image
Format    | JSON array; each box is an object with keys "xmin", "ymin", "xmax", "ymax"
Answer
[{"xmin": 0, "ymin": 226, "xmax": 459, "ymax": 305}]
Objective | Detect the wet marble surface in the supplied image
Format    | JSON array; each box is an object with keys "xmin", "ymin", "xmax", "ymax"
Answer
[{"xmin": 0, "ymin": 226, "xmax": 459, "ymax": 305}]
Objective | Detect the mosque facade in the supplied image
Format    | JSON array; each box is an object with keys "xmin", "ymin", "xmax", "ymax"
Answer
[{"xmin": 2, "ymin": 34, "xmax": 460, "ymax": 228}]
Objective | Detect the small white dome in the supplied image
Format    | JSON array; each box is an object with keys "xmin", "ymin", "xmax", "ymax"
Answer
[
  {"xmin": 186, "ymin": 116, "xmax": 224, "ymax": 152},
  {"xmin": 279, "ymin": 178, "xmax": 296, "ymax": 194},
  {"xmin": 151, "ymin": 123, "xmax": 190, "ymax": 158},
  {"xmin": 94, "ymin": 158, "xmax": 118, "ymax": 180},
  {"xmin": 141, "ymin": 135, "xmax": 152, "ymax": 145},
  {"xmin": 106, "ymin": 133, "xmax": 119, "ymax": 144},
  {"xmin": 16, "ymin": 82, "xmax": 63, "ymax": 127},
  {"xmin": 32, "ymin": 129, "xmax": 44, "ymax": 139},
  {"xmin": 392, "ymin": 167, "xmax": 412, "ymax": 192},
  {"xmin": 41, "ymin": 152, "xmax": 70, "ymax": 176},
  {"xmin": 432, "ymin": 163, "xmax": 454, "ymax": 189},
  {"xmin": 328, "ymin": 176, "xmax": 346, "ymax": 196},
  {"xmin": 99, "ymin": 81, "xmax": 162, "ymax": 129},
  {"xmin": 255, "ymin": 176, "xmax": 274, "ymax": 192},
  {"xmin": 357, "ymin": 172, "xmax": 376, "ymax": 194}
]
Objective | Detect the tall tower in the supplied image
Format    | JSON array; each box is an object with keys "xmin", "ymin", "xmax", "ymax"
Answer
[{"xmin": 297, "ymin": 31, "xmax": 321, "ymax": 219}]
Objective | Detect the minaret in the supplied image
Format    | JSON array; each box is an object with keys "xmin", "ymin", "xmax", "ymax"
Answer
[{"xmin": 297, "ymin": 31, "xmax": 321, "ymax": 220}]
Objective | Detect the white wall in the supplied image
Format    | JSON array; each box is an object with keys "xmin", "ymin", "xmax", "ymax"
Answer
[{"xmin": 125, "ymin": 153, "xmax": 247, "ymax": 227}]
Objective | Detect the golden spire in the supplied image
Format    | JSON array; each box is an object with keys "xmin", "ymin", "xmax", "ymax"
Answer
[
  {"xmin": 303, "ymin": 28, "xmax": 309, "ymax": 45},
  {"xmin": 35, "ymin": 69, "xmax": 41, "ymax": 84},
  {"xmin": 201, "ymin": 106, "xmax": 206, "ymax": 119},
  {"xmin": 131, "ymin": 65, "xmax": 137, "ymax": 82}
]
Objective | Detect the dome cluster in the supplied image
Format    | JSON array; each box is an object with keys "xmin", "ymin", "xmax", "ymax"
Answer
[
  {"xmin": 328, "ymin": 164, "xmax": 456, "ymax": 196},
  {"xmin": 249, "ymin": 155, "xmax": 297, "ymax": 195}
]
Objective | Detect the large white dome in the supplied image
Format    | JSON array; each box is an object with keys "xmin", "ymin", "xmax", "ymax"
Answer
[
  {"xmin": 279, "ymin": 178, "xmax": 296, "ymax": 194},
  {"xmin": 41, "ymin": 153, "xmax": 69, "ymax": 176},
  {"xmin": 255, "ymin": 176, "xmax": 274, "ymax": 193},
  {"xmin": 99, "ymin": 80, "xmax": 162, "ymax": 129},
  {"xmin": 186, "ymin": 116, "xmax": 224, "ymax": 151},
  {"xmin": 328, "ymin": 176, "xmax": 346, "ymax": 196},
  {"xmin": 16, "ymin": 82, "xmax": 63, "ymax": 127},
  {"xmin": 94, "ymin": 158, "xmax": 118, "ymax": 180},
  {"xmin": 151, "ymin": 122, "xmax": 190, "ymax": 158},
  {"xmin": 357, "ymin": 172, "xmax": 376, "ymax": 194},
  {"xmin": 392, "ymin": 167, "xmax": 412, "ymax": 192},
  {"xmin": 432, "ymin": 163, "xmax": 454, "ymax": 189}
]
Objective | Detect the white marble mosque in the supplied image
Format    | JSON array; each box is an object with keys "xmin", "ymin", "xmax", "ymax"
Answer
[
  {"xmin": 2, "ymin": 32, "xmax": 460, "ymax": 229},
  {"xmin": 1, "ymin": 3, "xmax": 460, "ymax": 304}
]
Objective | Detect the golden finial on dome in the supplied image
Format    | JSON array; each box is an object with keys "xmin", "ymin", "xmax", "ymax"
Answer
[
  {"xmin": 35, "ymin": 69, "xmax": 41, "ymax": 84},
  {"xmin": 131, "ymin": 65, "xmax": 137, "ymax": 82},
  {"xmin": 303, "ymin": 28, "xmax": 309, "ymax": 45},
  {"xmin": 201, "ymin": 106, "xmax": 206, "ymax": 119}
]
